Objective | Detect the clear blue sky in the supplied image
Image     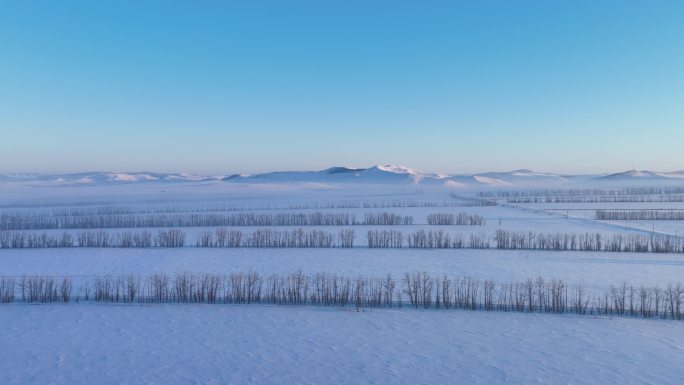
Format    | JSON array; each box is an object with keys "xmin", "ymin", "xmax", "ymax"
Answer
[{"xmin": 1, "ymin": 0, "xmax": 682, "ymax": 175}]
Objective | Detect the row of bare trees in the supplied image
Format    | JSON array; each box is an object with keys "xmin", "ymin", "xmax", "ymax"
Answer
[
  {"xmin": 195, "ymin": 228, "xmax": 351, "ymax": 248},
  {"xmin": 596, "ymin": 210, "xmax": 684, "ymax": 221},
  {"xmin": 0, "ymin": 230, "xmax": 185, "ymax": 248},
  {"xmin": 406, "ymin": 230, "xmax": 489, "ymax": 249},
  {"xmin": 449, "ymin": 193, "xmax": 498, "ymax": 206},
  {"xmin": 427, "ymin": 212, "xmax": 486, "ymax": 225},
  {"xmin": 5, "ymin": 228, "xmax": 681, "ymax": 252},
  {"xmin": 367, "ymin": 230, "xmax": 490, "ymax": 249},
  {"xmin": 494, "ymin": 230, "xmax": 603, "ymax": 251},
  {"xmin": 363, "ymin": 213, "xmax": 414, "ymax": 225},
  {"xmin": 0, "ymin": 229, "xmax": 345, "ymax": 249},
  {"xmin": 2, "ymin": 209, "xmax": 505, "ymax": 231},
  {"xmin": 4, "ymin": 273, "xmax": 682, "ymax": 319},
  {"xmin": 0, "ymin": 211, "xmax": 415, "ymax": 230},
  {"xmin": 367, "ymin": 230, "xmax": 404, "ymax": 248},
  {"xmin": 0, "ymin": 232, "xmax": 75, "ymax": 248},
  {"xmin": 507, "ymin": 196, "xmax": 684, "ymax": 203},
  {"xmin": 478, "ymin": 187, "xmax": 684, "ymax": 198},
  {"xmin": 494, "ymin": 230, "xmax": 684, "ymax": 253}
]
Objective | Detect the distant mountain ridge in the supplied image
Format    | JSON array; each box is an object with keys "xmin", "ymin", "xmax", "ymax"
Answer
[
  {"xmin": 594, "ymin": 170, "xmax": 684, "ymax": 180},
  {"xmin": 2, "ymin": 166, "xmax": 683, "ymax": 188},
  {"xmin": 0, "ymin": 172, "xmax": 221, "ymax": 185}
]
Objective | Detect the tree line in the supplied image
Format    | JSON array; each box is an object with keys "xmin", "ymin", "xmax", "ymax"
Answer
[
  {"xmin": 449, "ymin": 193, "xmax": 498, "ymax": 207},
  {"xmin": 3, "ymin": 228, "xmax": 684, "ymax": 252},
  {"xmin": 0, "ymin": 210, "xmax": 500, "ymax": 230},
  {"xmin": 427, "ymin": 212, "xmax": 486, "ymax": 225},
  {"xmin": 478, "ymin": 186, "xmax": 684, "ymax": 198},
  {"xmin": 2, "ymin": 272, "xmax": 682, "ymax": 320},
  {"xmin": 596, "ymin": 210, "xmax": 684, "ymax": 221},
  {"xmin": 0, "ymin": 211, "xmax": 422, "ymax": 230},
  {"xmin": 0, "ymin": 229, "xmax": 183, "ymax": 248},
  {"xmin": 196, "ymin": 228, "xmax": 353, "ymax": 248},
  {"xmin": 493, "ymin": 230, "xmax": 684, "ymax": 253},
  {"xmin": 506, "ymin": 196, "xmax": 684, "ymax": 203}
]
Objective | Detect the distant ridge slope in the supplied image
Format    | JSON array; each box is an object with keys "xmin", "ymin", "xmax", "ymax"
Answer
[
  {"xmin": 3, "ymin": 166, "xmax": 683, "ymax": 188},
  {"xmin": 594, "ymin": 170, "xmax": 684, "ymax": 181}
]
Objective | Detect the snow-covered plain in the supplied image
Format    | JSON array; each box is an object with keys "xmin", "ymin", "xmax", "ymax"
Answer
[
  {"xmin": 1, "ymin": 304, "xmax": 683, "ymax": 385},
  {"xmin": 2, "ymin": 167, "xmax": 684, "ymax": 384}
]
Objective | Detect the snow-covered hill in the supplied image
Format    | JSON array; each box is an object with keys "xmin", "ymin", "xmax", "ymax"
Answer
[
  {"xmin": 0, "ymin": 172, "xmax": 220, "ymax": 185},
  {"xmin": 2, "ymin": 166, "xmax": 683, "ymax": 189},
  {"xmin": 223, "ymin": 165, "xmax": 430, "ymax": 184},
  {"xmin": 222, "ymin": 165, "xmax": 578, "ymax": 188},
  {"xmin": 595, "ymin": 170, "xmax": 684, "ymax": 181}
]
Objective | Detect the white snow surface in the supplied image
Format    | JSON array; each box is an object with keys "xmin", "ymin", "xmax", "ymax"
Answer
[{"xmin": 1, "ymin": 304, "xmax": 682, "ymax": 385}]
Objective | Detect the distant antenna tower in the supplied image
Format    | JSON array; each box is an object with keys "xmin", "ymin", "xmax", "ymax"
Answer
[{"xmin": 632, "ymin": 162, "xmax": 635, "ymax": 172}]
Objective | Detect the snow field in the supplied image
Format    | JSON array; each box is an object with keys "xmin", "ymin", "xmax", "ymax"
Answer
[{"xmin": 1, "ymin": 304, "xmax": 682, "ymax": 385}]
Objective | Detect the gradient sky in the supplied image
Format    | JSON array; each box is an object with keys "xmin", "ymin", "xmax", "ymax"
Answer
[{"xmin": 1, "ymin": 1, "xmax": 682, "ymax": 175}]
